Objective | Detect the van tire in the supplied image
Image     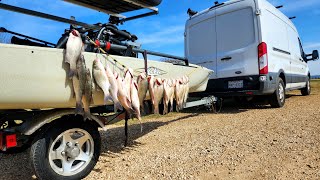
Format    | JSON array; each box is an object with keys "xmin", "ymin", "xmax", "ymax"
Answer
[
  {"xmin": 269, "ymin": 78, "xmax": 285, "ymax": 108},
  {"xmin": 301, "ymin": 77, "xmax": 311, "ymax": 96}
]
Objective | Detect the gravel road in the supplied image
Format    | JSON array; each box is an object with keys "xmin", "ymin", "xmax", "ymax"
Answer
[{"xmin": 1, "ymin": 82, "xmax": 319, "ymax": 179}]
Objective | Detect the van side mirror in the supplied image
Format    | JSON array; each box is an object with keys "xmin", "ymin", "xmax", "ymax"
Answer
[
  {"xmin": 306, "ymin": 50, "xmax": 319, "ymax": 61},
  {"xmin": 312, "ymin": 50, "xmax": 319, "ymax": 60}
]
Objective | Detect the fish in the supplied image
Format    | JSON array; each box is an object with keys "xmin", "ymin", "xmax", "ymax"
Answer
[
  {"xmin": 75, "ymin": 55, "xmax": 87, "ymax": 114},
  {"xmin": 182, "ymin": 75, "xmax": 189, "ymax": 107},
  {"xmin": 163, "ymin": 78, "xmax": 175, "ymax": 115},
  {"xmin": 148, "ymin": 75, "xmax": 155, "ymax": 105},
  {"xmin": 105, "ymin": 64, "xmax": 122, "ymax": 112},
  {"xmin": 174, "ymin": 77, "xmax": 184, "ymax": 112},
  {"xmin": 137, "ymin": 72, "xmax": 148, "ymax": 114},
  {"xmin": 115, "ymin": 72, "xmax": 133, "ymax": 112},
  {"xmin": 153, "ymin": 78, "xmax": 164, "ymax": 114},
  {"xmin": 73, "ymin": 75, "xmax": 82, "ymax": 114},
  {"xmin": 123, "ymin": 68, "xmax": 134, "ymax": 102},
  {"xmin": 130, "ymin": 79, "xmax": 143, "ymax": 132},
  {"xmin": 92, "ymin": 58, "xmax": 112, "ymax": 103},
  {"xmin": 169, "ymin": 79, "xmax": 176, "ymax": 112},
  {"xmin": 65, "ymin": 29, "xmax": 83, "ymax": 78},
  {"xmin": 82, "ymin": 68, "xmax": 93, "ymax": 120}
]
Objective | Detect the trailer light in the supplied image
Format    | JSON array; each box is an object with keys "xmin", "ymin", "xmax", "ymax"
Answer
[
  {"xmin": 6, "ymin": 134, "xmax": 17, "ymax": 149},
  {"xmin": 258, "ymin": 42, "xmax": 268, "ymax": 75},
  {"xmin": 246, "ymin": 92, "xmax": 253, "ymax": 95}
]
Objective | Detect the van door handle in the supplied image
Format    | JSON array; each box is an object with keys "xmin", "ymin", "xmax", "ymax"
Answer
[{"xmin": 221, "ymin": 56, "xmax": 232, "ymax": 61}]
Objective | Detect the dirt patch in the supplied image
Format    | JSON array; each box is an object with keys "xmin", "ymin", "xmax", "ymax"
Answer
[{"xmin": 1, "ymin": 81, "xmax": 320, "ymax": 179}]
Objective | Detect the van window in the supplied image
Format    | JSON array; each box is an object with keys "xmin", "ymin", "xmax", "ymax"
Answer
[
  {"xmin": 188, "ymin": 17, "xmax": 216, "ymax": 56},
  {"xmin": 216, "ymin": 7, "xmax": 255, "ymax": 52},
  {"xmin": 298, "ymin": 38, "xmax": 306, "ymax": 60}
]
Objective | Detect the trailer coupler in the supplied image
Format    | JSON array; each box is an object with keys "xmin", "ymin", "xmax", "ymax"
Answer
[{"xmin": 0, "ymin": 132, "xmax": 17, "ymax": 151}]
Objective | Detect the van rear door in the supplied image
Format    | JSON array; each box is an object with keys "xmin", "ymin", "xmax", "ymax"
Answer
[
  {"xmin": 215, "ymin": 0, "xmax": 259, "ymax": 79},
  {"xmin": 185, "ymin": 9, "xmax": 217, "ymax": 78}
]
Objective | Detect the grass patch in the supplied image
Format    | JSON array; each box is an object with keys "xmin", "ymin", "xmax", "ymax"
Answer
[{"xmin": 311, "ymin": 79, "xmax": 320, "ymax": 91}]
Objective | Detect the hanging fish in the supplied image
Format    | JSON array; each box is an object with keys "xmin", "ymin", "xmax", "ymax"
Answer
[
  {"xmin": 130, "ymin": 79, "xmax": 143, "ymax": 131},
  {"xmin": 115, "ymin": 72, "xmax": 133, "ymax": 113},
  {"xmin": 82, "ymin": 68, "xmax": 93, "ymax": 120},
  {"xmin": 105, "ymin": 64, "xmax": 122, "ymax": 112},
  {"xmin": 163, "ymin": 78, "xmax": 175, "ymax": 115},
  {"xmin": 92, "ymin": 58, "xmax": 112, "ymax": 103},
  {"xmin": 137, "ymin": 72, "xmax": 148, "ymax": 114},
  {"xmin": 152, "ymin": 78, "xmax": 164, "ymax": 114},
  {"xmin": 65, "ymin": 29, "xmax": 83, "ymax": 78}
]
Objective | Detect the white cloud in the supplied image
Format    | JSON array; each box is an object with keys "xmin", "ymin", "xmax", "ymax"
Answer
[
  {"xmin": 304, "ymin": 42, "xmax": 320, "ymax": 52},
  {"xmin": 138, "ymin": 25, "xmax": 185, "ymax": 45}
]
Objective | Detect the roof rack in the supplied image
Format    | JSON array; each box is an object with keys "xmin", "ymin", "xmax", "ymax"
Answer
[
  {"xmin": 0, "ymin": 0, "xmax": 161, "ymax": 25},
  {"xmin": 63, "ymin": 0, "xmax": 160, "ymax": 21}
]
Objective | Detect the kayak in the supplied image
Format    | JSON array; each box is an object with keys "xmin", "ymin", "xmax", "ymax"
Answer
[{"xmin": 0, "ymin": 43, "xmax": 212, "ymax": 109}]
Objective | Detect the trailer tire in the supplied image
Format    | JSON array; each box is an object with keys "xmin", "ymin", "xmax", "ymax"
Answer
[
  {"xmin": 269, "ymin": 78, "xmax": 285, "ymax": 108},
  {"xmin": 30, "ymin": 120, "xmax": 101, "ymax": 180}
]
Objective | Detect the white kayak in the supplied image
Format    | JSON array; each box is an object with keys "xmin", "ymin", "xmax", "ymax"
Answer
[{"xmin": 0, "ymin": 43, "xmax": 213, "ymax": 110}]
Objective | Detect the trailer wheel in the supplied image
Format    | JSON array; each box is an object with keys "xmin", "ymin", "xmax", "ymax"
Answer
[
  {"xmin": 301, "ymin": 77, "xmax": 311, "ymax": 96},
  {"xmin": 269, "ymin": 78, "xmax": 285, "ymax": 108},
  {"xmin": 30, "ymin": 120, "xmax": 101, "ymax": 180}
]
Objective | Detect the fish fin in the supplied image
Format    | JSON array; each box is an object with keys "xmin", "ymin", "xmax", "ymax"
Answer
[
  {"xmin": 114, "ymin": 102, "xmax": 123, "ymax": 112},
  {"xmin": 75, "ymin": 102, "xmax": 83, "ymax": 115},
  {"xmin": 104, "ymin": 95, "xmax": 113, "ymax": 104},
  {"xmin": 68, "ymin": 69, "xmax": 77, "ymax": 78}
]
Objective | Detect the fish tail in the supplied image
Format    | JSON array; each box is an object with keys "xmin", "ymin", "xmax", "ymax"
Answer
[
  {"xmin": 75, "ymin": 102, "xmax": 83, "ymax": 115},
  {"xmin": 104, "ymin": 95, "xmax": 113, "ymax": 104},
  {"xmin": 114, "ymin": 102, "xmax": 123, "ymax": 112},
  {"xmin": 84, "ymin": 111, "xmax": 91, "ymax": 120}
]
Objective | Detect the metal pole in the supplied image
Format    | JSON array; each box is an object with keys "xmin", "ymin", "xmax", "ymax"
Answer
[
  {"xmin": 0, "ymin": 3, "xmax": 100, "ymax": 30},
  {"xmin": 109, "ymin": 44, "xmax": 188, "ymax": 63},
  {"xmin": 1, "ymin": 27, "xmax": 55, "ymax": 46}
]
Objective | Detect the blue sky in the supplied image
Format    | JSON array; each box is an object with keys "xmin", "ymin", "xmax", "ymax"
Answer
[{"xmin": 0, "ymin": 0, "xmax": 319, "ymax": 74}]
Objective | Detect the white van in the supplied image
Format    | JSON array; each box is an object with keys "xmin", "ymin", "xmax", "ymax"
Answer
[{"xmin": 185, "ymin": 0, "xmax": 319, "ymax": 107}]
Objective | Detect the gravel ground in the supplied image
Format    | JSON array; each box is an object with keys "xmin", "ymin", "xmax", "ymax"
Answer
[{"xmin": 1, "ymin": 81, "xmax": 320, "ymax": 179}]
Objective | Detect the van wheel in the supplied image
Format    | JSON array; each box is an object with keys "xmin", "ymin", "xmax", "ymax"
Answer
[
  {"xmin": 30, "ymin": 120, "xmax": 101, "ymax": 180},
  {"xmin": 301, "ymin": 77, "xmax": 311, "ymax": 96},
  {"xmin": 269, "ymin": 78, "xmax": 285, "ymax": 108}
]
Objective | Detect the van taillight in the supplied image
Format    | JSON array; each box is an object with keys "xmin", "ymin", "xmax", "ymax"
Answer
[{"xmin": 258, "ymin": 42, "xmax": 268, "ymax": 75}]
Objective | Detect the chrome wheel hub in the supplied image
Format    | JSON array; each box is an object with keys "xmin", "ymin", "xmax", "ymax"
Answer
[{"xmin": 48, "ymin": 128, "xmax": 94, "ymax": 176}]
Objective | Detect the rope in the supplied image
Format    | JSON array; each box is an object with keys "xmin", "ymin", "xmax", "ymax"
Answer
[
  {"xmin": 86, "ymin": 36, "xmax": 208, "ymax": 79},
  {"xmin": 86, "ymin": 36, "xmax": 128, "ymax": 70}
]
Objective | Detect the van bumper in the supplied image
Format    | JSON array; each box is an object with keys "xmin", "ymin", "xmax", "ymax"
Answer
[{"xmin": 191, "ymin": 75, "xmax": 277, "ymax": 97}]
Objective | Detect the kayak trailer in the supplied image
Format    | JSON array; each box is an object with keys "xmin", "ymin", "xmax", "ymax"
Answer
[{"xmin": 0, "ymin": 1, "xmax": 217, "ymax": 179}]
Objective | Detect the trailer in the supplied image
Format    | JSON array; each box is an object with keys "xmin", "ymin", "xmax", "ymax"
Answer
[{"xmin": 0, "ymin": 1, "xmax": 214, "ymax": 179}]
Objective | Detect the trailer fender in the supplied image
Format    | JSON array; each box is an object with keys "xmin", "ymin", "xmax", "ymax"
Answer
[{"xmin": 16, "ymin": 109, "xmax": 105, "ymax": 136}]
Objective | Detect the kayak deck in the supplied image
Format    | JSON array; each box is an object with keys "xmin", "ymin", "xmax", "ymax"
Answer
[{"xmin": 0, "ymin": 43, "xmax": 212, "ymax": 110}]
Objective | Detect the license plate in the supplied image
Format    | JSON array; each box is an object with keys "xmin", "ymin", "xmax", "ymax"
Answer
[{"xmin": 228, "ymin": 80, "xmax": 243, "ymax": 89}]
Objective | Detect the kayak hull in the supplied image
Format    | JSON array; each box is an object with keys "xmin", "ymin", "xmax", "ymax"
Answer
[{"xmin": 0, "ymin": 44, "xmax": 212, "ymax": 110}]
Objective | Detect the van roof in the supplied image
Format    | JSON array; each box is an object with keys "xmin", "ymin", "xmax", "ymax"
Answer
[{"xmin": 188, "ymin": 0, "xmax": 298, "ymax": 33}]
